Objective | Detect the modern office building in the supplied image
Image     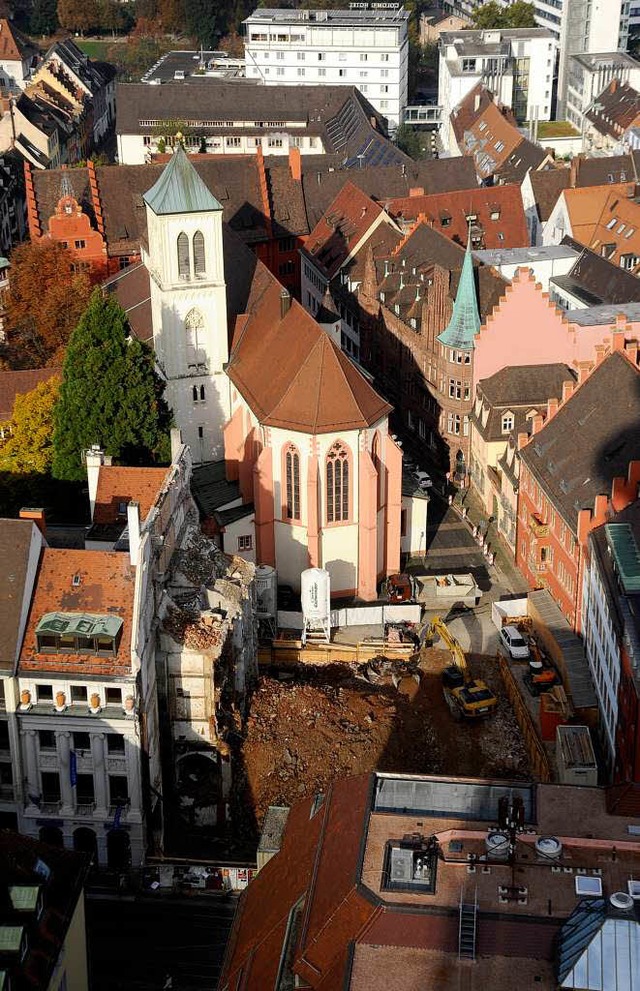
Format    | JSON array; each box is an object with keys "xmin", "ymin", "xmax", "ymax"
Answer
[
  {"xmin": 438, "ymin": 27, "xmax": 556, "ymax": 134},
  {"xmin": 243, "ymin": 5, "xmax": 409, "ymax": 129}
]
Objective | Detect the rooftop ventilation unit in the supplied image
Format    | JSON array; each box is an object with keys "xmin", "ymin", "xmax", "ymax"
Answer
[
  {"xmin": 535, "ymin": 836, "xmax": 562, "ymax": 860},
  {"xmin": 610, "ymin": 891, "xmax": 634, "ymax": 911}
]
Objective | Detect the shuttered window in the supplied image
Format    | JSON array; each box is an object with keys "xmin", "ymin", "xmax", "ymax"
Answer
[
  {"xmin": 193, "ymin": 230, "xmax": 206, "ymax": 278},
  {"xmin": 177, "ymin": 232, "xmax": 190, "ymax": 279}
]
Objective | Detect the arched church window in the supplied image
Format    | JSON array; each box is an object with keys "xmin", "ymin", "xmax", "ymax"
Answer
[
  {"xmin": 193, "ymin": 231, "xmax": 206, "ymax": 278},
  {"xmin": 284, "ymin": 444, "xmax": 300, "ymax": 521},
  {"xmin": 192, "ymin": 385, "xmax": 198, "ymax": 402},
  {"xmin": 177, "ymin": 232, "xmax": 190, "ymax": 280},
  {"xmin": 326, "ymin": 441, "xmax": 350, "ymax": 523},
  {"xmin": 185, "ymin": 308, "xmax": 206, "ymax": 369},
  {"xmin": 200, "ymin": 385, "xmax": 206, "ymax": 402}
]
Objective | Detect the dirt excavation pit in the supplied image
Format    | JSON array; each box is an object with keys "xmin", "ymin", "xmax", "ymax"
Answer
[{"xmin": 234, "ymin": 651, "xmax": 530, "ymax": 835}]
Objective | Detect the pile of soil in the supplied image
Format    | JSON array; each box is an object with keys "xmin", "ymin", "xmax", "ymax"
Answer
[{"xmin": 232, "ymin": 651, "xmax": 531, "ymax": 837}]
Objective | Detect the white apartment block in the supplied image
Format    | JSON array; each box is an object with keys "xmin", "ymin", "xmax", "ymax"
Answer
[
  {"xmin": 438, "ymin": 27, "xmax": 556, "ymax": 129},
  {"xmin": 243, "ymin": 5, "xmax": 409, "ymax": 129},
  {"xmin": 445, "ymin": 1, "xmax": 636, "ymax": 115},
  {"xmin": 565, "ymin": 51, "xmax": 640, "ymax": 130}
]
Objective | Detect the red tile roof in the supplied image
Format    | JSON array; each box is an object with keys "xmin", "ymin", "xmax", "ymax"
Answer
[
  {"xmin": 0, "ymin": 18, "xmax": 34, "ymax": 61},
  {"xmin": 304, "ymin": 181, "xmax": 387, "ymax": 279},
  {"xmin": 93, "ymin": 465, "xmax": 170, "ymax": 525},
  {"xmin": 19, "ymin": 548, "xmax": 136, "ymax": 677},
  {"xmin": 0, "ymin": 368, "xmax": 61, "ymax": 422},
  {"xmin": 386, "ymin": 185, "xmax": 529, "ymax": 250},
  {"xmin": 228, "ymin": 266, "xmax": 391, "ymax": 433}
]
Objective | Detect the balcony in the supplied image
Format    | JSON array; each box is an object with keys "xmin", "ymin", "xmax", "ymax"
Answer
[
  {"xmin": 75, "ymin": 801, "xmax": 96, "ymax": 817},
  {"xmin": 529, "ymin": 512, "xmax": 549, "ymax": 537},
  {"xmin": 39, "ymin": 800, "xmax": 61, "ymax": 815}
]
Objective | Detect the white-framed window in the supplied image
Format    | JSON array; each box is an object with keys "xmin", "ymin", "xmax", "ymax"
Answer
[
  {"xmin": 502, "ymin": 411, "xmax": 514, "ymax": 433},
  {"xmin": 238, "ymin": 535, "xmax": 253, "ymax": 552}
]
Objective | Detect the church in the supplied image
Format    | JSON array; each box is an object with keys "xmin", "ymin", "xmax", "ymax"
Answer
[{"xmin": 106, "ymin": 145, "xmax": 406, "ymax": 600}]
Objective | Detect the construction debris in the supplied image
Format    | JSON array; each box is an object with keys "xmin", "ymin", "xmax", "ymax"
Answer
[{"xmin": 233, "ymin": 651, "xmax": 531, "ymax": 836}]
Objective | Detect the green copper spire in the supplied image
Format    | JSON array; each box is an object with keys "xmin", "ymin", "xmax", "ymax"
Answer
[
  {"xmin": 436, "ymin": 238, "xmax": 481, "ymax": 351},
  {"xmin": 143, "ymin": 143, "xmax": 222, "ymax": 215}
]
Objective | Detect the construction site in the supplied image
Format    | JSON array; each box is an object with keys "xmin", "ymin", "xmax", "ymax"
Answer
[{"xmin": 232, "ymin": 643, "xmax": 531, "ymax": 840}]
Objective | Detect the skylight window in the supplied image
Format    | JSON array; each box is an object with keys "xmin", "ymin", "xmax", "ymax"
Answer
[
  {"xmin": 575, "ymin": 876, "xmax": 602, "ymax": 897},
  {"xmin": 607, "ymin": 217, "xmax": 618, "ymax": 229}
]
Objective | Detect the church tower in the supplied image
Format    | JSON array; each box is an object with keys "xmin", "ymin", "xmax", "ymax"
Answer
[{"xmin": 143, "ymin": 145, "xmax": 230, "ymax": 462}]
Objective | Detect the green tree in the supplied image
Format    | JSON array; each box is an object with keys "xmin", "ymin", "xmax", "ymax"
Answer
[
  {"xmin": 472, "ymin": 0, "xmax": 536, "ymax": 28},
  {"xmin": 472, "ymin": 1, "xmax": 507, "ymax": 27},
  {"xmin": 0, "ymin": 375, "xmax": 60, "ymax": 475},
  {"xmin": 5, "ymin": 240, "xmax": 95, "ymax": 369},
  {"xmin": 504, "ymin": 1, "xmax": 536, "ymax": 27},
  {"xmin": 52, "ymin": 290, "xmax": 172, "ymax": 480},
  {"xmin": 57, "ymin": 0, "xmax": 100, "ymax": 33},
  {"xmin": 30, "ymin": 0, "xmax": 58, "ymax": 35},
  {"xmin": 395, "ymin": 123, "xmax": 425, "ymax": 160}
]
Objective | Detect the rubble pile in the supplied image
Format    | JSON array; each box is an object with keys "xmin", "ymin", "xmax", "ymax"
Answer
[
  {"xmin": 163, "ymin": 605, "xmax": 226, "ymax": 651},
  {"xmin": 173, "ymin": 521, "xmax": 228, "ymax": 586},
  {"xmin": 235, "ymin": 653, "xmax": 532, "ymax": 832}
]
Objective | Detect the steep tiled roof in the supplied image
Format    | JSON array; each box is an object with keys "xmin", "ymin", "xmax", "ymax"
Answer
[
  {"xmin": 475, "ymin": 364, "xmax": 576, "ymax": 442},
  {"xmin": 519, "ymin": 350, "xmax": 640, "ymax": 531},
  {"xmin": 303, "ymin": 181, "xmax": 387, "ymax": 279},
  {"xmin": 553, "ymin": 242, "xmax": 640, "ymax": 306},
  {"xmin": 561, "ymin": 183, "xmax": 640, "ymax": 271},
  {"xmin": 0, "ymin": 519, "xmax": 40, "ymax": 675},
  {"xmin": 19, "ymin": 549, "xmax": 136, "ymax": 676},
  {"xmin": 387, "ymin": 184, "xmax": 528, "ymax": 249},
  {"xmin": 143, "ymin": 144, "xmax": 222, "ymax": 215},
  {"xmin": 103, "ymin": 263, "xmax": 152, "ymax": 342},
  {"xmin": 93, "ymin": 466, "xmax": 170, "ymax": 525},
  {"xmin": 228, "ymin": 266, "xmax": 391, "ymax": 432},
  {"xmin": 529, "ymin": 169, "xmax": 570, "ymax": 221},
  {"xmin": 586, "ymin": 80, "xmax": 640, "ymax": 140},
  {"xmin": 0, "ymin": 368, "xmax": 61, "ymax": 422},
  {"xmin": 0, "ymin": 18, "xmax": 36, "ymax": 61}
]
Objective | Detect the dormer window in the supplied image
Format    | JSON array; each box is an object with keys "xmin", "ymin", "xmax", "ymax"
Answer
[
  {"xmin": 502, "ymin": 411, "xmax": 514, "ymax": 434},
  {"xmin": 36, "ymin": 613, "xmax": 123, "ymax": 657}
]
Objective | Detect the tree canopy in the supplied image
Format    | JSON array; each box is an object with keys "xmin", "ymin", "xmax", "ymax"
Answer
[
  {"xmin": 0, "ymin": 375, "xmax": 60, "ymax": 475},
  {"xmin": 30, "ymin": 0, "xmax": 58, "ymax": 35},
  {"xmin": 472, "ymin": 1, "xmax": 536, "ymax": 28},
  {"xmin": 52, "ymin": 289, "xmax": 172, "ymax": 481},
  {"xmin": 4, "ymin": 240, "xmax": 95, "ymax": 369}
]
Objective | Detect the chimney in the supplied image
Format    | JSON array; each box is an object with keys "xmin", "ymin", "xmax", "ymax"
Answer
[
  {"xmin": 409, "ymin": 187, "xmax": 425, "ymax": 198},
  {"xmin": 569, "ymin": 154, "xmax": 582, "ymax": 188},
  {"xmin": 127, "ymin": 501, "xmax": 140, "ymax": 567},
  {"xmin": 595, "ymin": 344, "xmax": 607, "ymax": 366},
  {"xmin": 280, "ymin": 287, "xmax": 291, "ymax": 318},
  {"xmin": 611, "ymin": 79, "xmax": 619, "ymax": 94},
  {"xmin": 19, "ymin": 507, "xmax": 46, "ymax": 537},
  {"xmin": 547, "ymin": 397, "xmax": 559, "ymax": 419},
  {"xmin": 577, "ymin": 362, "xmax": 591, "ymax": 384},
  {"xmin": 170, "ymin": 427, "xmax": 183, "ymax": 464},
  {"xmin": 474, "ymin": 93, "xmax": 481, "ymax": 112},
  {"xmin": 531, "ymin": 413, "xmax": 544, "ymax": 435},
  {"xmin": 289, "ymin": 145, "xmax": 302, "ymax": 182},
  {"xmin": 517, "ymin": 431, "xmax": 529, "ymax": 451},
  {"xmin": 85, "ymin": 445, "xmax": 104, "ymax": 521},
  {"xmin": 562, "ymin": 379, "xmax": 575, "ymax": 403}
]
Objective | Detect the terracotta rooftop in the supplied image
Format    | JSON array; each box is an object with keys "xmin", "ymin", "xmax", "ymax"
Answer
[
  {"xmin": 19, "ymin": 548, "xmax": 136, "ymax": 677},
  {"xmin": 519, "ymin": 349, "xmax": 640, "ymax": 531},
  {"xmin": 387, "ymin": 184, "xmax": 528, "ymax": 250},
  {"xmin": 587, "ymin": 80, "xmax": 640, "ymax": 140},
  {"xmin": 0, "ymin": 368, "xmax": 61, "ymax": 422},
  {"xmin": 0, "ymin": 18, "xmax": 36, "ymax": 62},
  {"xmin": 561, "ymin": 183, "xmax": 640, "ymax": 272},
  {"xmin": 92, "ymin": 465, "xmax": 170, "ymax": 525},
  {"xmin": 303, "ymin": 181, "xmax": 389, "ymax": 279},
  {"xmin": 221, "ymin": 772, "xmax": 640, "ymax": 991},
  {"xmin": 228, "ymin": 263, "xmax": 391, "ymax": 432}
]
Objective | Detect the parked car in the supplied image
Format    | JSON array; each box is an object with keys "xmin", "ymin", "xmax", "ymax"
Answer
[
  {"xmin": 413, "ymin": 469, "xmax": 433, "ymax": 488},
  {"xmin": 499, "ymin": 624, "xmax": 530, "ymax": 660}
]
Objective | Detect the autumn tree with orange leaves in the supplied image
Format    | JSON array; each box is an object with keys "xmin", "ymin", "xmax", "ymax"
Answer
[{"xmin": 4, "ymin": 241, "xmax": 95, "ymax": 368}]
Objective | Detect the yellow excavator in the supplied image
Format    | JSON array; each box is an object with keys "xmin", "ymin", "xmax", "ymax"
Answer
[{"xmin": 421, "ymin": 617, "xmax": 498, "ymax": 720}]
